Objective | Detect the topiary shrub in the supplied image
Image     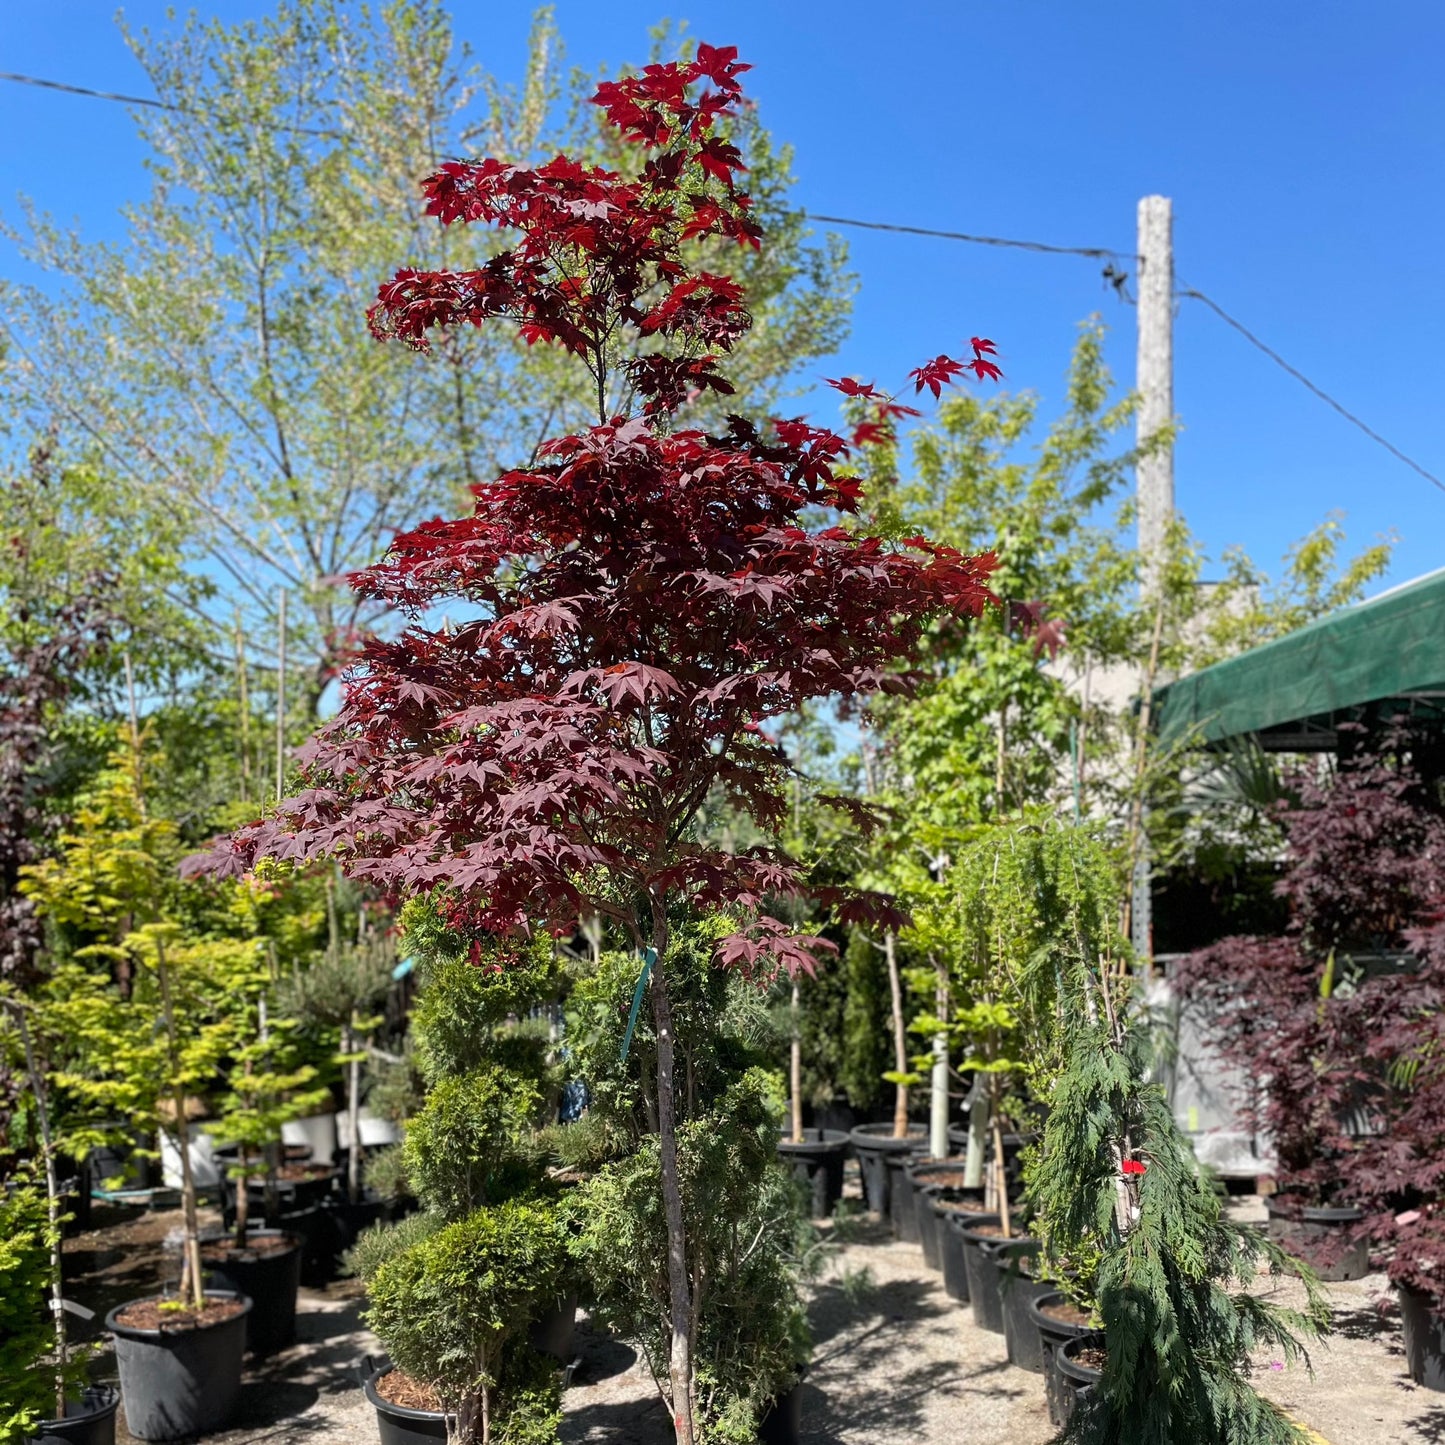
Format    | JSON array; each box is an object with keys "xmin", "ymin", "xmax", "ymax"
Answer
[
  {"xmin": 349, "ymin": 920, "xmax": 566, "ymax": 1444},
  {"xmin": 562, "ymin": 920, "xmax": 814, "ymax": 1441}
]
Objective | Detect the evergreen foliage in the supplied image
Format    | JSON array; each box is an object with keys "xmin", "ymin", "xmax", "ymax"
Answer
[
  {"xmin": 351, "ymin": 918, "xmax": 564, "ymax": 1445},
  {"xmin": 966, "ymin": 819, "xmax": 1328, "ymax": 1445},
  {"xmin": 564, "ymin": 920, "xmax": 813, "ymax": 1443}
]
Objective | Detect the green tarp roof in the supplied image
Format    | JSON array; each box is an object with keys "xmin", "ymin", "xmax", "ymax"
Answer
[{"xmin": 1153, "ymin": 566, "xmax": 1445, "ymax": 750}]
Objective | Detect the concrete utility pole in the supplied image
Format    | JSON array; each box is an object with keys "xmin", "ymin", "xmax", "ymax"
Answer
[
  {"xmin": 1132, "ymin": 195, "xmax": 1173, "ymax": 961},
  {"xmin": 1135, "ymin": 194, "xmax": 1174, "ymax": 595}
]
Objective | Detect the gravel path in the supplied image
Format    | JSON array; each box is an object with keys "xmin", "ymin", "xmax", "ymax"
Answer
[{"xmin": 70, "ymin": 1194, "xmax": 1445, "ymax": 1443}]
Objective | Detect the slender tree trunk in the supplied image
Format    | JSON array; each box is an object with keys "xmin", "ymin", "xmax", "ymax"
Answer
[
  {"xmin": 10, "ymin": 1003, "xmax": 68, "ymax": 1419},
  {"xmin": 930, "ymin": 955, "xmax": 949, "ymax": 1160},
  {"xmin": 885, "ymin": 932, "xmax": 909, "ymax": 1138},
  {"xmin": 648, "ymin": 905, "xmax": 695, "ymax": 1445},
  {"xmin": 347, "ymin": 1015, "xmax": 362, "ymax": 1205},
  {"xmin": 790, "ymin": 982, "xmax": 804, "ymax": 1144},
  {"xmin": 157, "ymin": 940, "xmax": 205, "ymax": 1308},
  {"xmin": 963, "ymin": 1075, "xmax": 989, "ymax": 1189},
  {"xmin": 992, "ymin": 1076, "xmax": 1013, "ymax": 1240},
  {"xmin": 234, "ymin": 1145, "xmax": 250, "ymax": 1250}
]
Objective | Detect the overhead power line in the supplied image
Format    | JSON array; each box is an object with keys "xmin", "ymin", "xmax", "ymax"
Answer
[
  {"xmin": 4, "ymin": 67, "xmax": 1438, "ymax": 498},
  {"xmin": 0, "ymin": 69, "xmax": 343, "ymax": 138},
  {"xmin": 804, "ymin": 211, "xmax": 1138, "ymax": 262},
  {"xmin": 1177, "ymin": 284, "xmax": 1445, "ymax": 498}
]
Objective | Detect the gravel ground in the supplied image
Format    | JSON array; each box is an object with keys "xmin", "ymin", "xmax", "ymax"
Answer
[{"xmin": 63, "ymin": 1192, "xmax": 1445, "ymax": 1443}]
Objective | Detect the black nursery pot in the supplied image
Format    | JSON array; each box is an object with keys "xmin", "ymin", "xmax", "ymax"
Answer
[
  {"xmin": 1057, "ymin": 1331, "xmax": 1106, "ymax": 1428},
  {"xmin": 1264, "ymin": 1199, "xmax": 1369, "ymax": 1282},
  {"xmin": 957, "ymin": 1219, "xmax": 1038, "ymax": 1336},
  {"xmin": 848, "ymin": 1124, "xmax": 926, "ymax": 1218},
  {"xmin": 200, "ymin": 1228, "xmax": 303, "ymax": 1356},
  {"xmin": 1029, "ymin": 1291, "xmax": 1097, "ymax": 1427},
  {"xmin": 106, "ymin": 1291, "xmax": 251, "ymax": 1442},
  {"xmin": 757, "ymin": 1369, "xmax": 807, "ymax": 1445},
  {"xmin": 999, "ymin": 1258, "xmax": 1052, "ymax": 1374},
  {"xmin": 938, "ymin": 1202, "xmax": 989, "ymax": 1303},
  {"xmin": 363, "ymin": 1360, "xmax": 450, "ymax": 1445},
  {"xmin": 529, "ymin": 1290, "xmax": 580, "ymax": 1361},
  {"xmin": 25, "ymin": 1385, "xmax": 119, "ymax": 1445},
  {"xmin": 905, "ymin": 1160, "xmax": 972, "ymax": 1270},
  {"xmin": 776, "ymin": 1129, "xmax": 850, "ymax": 1218},
  {"xmin": 1399, "ymin": 1284, "xmax": 1445, "ymax": 1392}
]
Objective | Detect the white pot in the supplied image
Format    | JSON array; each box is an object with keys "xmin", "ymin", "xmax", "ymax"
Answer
[
  {"xmin": 281, "ymin": 1110, "xmax": 338, "ymax": 1163},
  {"xmin": 336, "ymin": 1108, "xmax": 400, "ymax": 1149},
  {"xmin": 160, "ymin": 1125, "xmax": 221, "ymax": 1189}
]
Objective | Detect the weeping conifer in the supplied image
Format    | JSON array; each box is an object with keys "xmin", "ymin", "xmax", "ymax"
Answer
[{"xmin": 953, "ymin": 818, "xmax": 1329, "ymax": 1445}]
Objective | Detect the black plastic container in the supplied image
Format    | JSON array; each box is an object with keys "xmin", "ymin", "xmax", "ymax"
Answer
[
  {"xmin": 325, "ymin": 1191, "xmax": 390, "ymax": 1252},
  {"xmin": 1264, "ymin": 1199, "xmax": 1369, "ymax": 1281},
  {"xmin": 106, "ymin": 1290, "xmax": 251, "ymax": 1441},
  {"xmin": 957, "ymin": 1218, "xmax": 1038, "ymax": 1336},
  {"xmin": 999, "ymin": 1263, "xmax": 1052, "ymax": 1373},
  {"xmin": 1400, "ymin": 1284, "xmax": 1445, "ymax": 1392},
  {"xmin": 938, "ymin": 1206, "xmax": 989, "ymax": 1303},
  {"xmin": 757, "ymin": 1371, "xmax": 806, "ymax": 1445},
  {"xmin": 25, "ymin": 1386, "xmax": 119, "ymax": 1445},
  {"xmin": 905, "ymin": 1161, "xmax": 972, "ymax": 1269},
  {"xmin": 848, "ymin": 1124, "xmax": 926, "ymax": 1218},
  {"xmin": 776, "ymin": 1129, "xmax": 850, "ymax": 1218},
  {"xmin": 1029, "ymin": 1290, "xmax": 1097, "ymax": 1426},
  {"xmin": 200, "ymin": 1228, "xmax": 302, "ymax": 1356},
  {"xmin": 363, "ymin": 1361, "xmax": 449, "ymax": 1444},
  {"xmin": 1057, "ymin": 1331, "xmax": 1105, "ymax": 1427},
  {"xmin": 248, "ymin": 1164, "xmax": 340, "ymax": 1214},
  {"xmin": 529, "ymin": 1291, "xmax": 579, "ymax": 1361}
]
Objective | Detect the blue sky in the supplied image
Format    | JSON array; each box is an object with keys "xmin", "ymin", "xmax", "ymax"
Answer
[{"xmin": 3, "ymin": 2, "xmax": 1442, "ymax": 590}]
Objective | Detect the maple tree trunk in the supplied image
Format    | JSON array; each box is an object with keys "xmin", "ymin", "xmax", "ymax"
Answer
[
  {"xmin": 648, "ymin": 906, "xmax": 696, "ymax": 1445},
  {"xmin": 790, "ymin": 982, "xmax": 804, "ymax": 1144},
  {"xmin": 346, "ymin": 1016, "xmax": 362, "ymax": 1205},
  {"xmin": 886, "ymin": 931, "xmax": 909, "ymax": 1137}
]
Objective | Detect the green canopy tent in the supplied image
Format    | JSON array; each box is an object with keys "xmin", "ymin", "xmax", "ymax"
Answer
[{"xmin": 1153, "ymin": 566, "xmax": 1445, "ymax": 752}]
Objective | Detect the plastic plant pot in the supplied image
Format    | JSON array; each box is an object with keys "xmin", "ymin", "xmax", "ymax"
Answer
[
  {"xmin": 363, "ymin": 1359, "xmax": 449, "ymax": 1445},
  {"xmin": 1056, "ymin": 1331, "xmax": 1106, "ymax": 1428},
  {"xmin": 999, "ymin": 1256, "xmax": 1051, "ymax": 1374},
  {"xmin": 848, "ymin": 1123, "xmax": 926, "ymax": 1218},
  {"xmin": 757, "ymin": 1367, "xmax": 807, "ymax": 1445},
  {"xmin": 200, "ymin": 1228, "xmax": 303, "ymax": 1356},
  {"xmin": 775, "ymin": 1128, "xmax": 850, "ymax": 1218},
  {"xmin": 1263, "ymin": 1199, "xmax": 1369, "ymax": 1281},
  {"xmin": 1399, "ymin": 1283, "xmax": 1445, "ymax": 1392},
  {"xmin": 939, "ymin": 1206, "xmax": 991, "ymax": 1304},
  {"xmin": 1029, "ymin": 1291, "xmax": 1097, "ymax": 1426},
  {"xmin": 106, "ymin": 1290, "xmax": 251, "ymax": 1441},
  {"xmin": 24, "ymin": 1385, "xmax": 119, "ymax": 1445}
]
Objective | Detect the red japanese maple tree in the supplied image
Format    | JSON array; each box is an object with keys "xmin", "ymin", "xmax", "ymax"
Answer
[{"xmin": 201, "ymin": 45, "xmax": 996, "ymax": 1442}]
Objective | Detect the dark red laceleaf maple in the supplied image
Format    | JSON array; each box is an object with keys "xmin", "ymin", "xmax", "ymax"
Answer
[{"xmin": 199, "ymin": 45, "xmax": 996, "ymax": 1443}]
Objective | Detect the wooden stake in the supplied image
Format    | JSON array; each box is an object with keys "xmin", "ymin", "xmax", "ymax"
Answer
[{"xmin": 886, "ymin": 931, "xmax": 909, "ymax": 1138}]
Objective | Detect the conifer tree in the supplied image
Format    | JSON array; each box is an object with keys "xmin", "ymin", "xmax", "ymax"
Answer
[{"xmin": 969, "ymin": 818, "xmax": 1328, "ymax": 1445}]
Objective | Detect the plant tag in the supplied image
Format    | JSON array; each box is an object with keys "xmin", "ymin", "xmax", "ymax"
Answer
[
  {"xmin": 619, "ymin": 948, "xmax": 656, "ymax": 1064},
  {"xmin": 1396, "ymin": 1210, "xmax": 1422, "ymax": 1226},
  {"xmin": 50, "ymin": 1298, "xmax": 96, "ymax": 1320}
]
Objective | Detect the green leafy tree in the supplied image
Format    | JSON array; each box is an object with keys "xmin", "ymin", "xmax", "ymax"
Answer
[
  {"xmin": 0, "ymin": 1, "xmax": 852, "ymax": 697},
  {"xmin": 21, "ymin": 748, "xmax": 269, "ymax": 1308}
]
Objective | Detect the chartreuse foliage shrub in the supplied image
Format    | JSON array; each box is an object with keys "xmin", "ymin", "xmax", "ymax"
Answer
[
  {"xmin": 972, "ymin": 818, "xmax": 1329, "ymax": 1445},
  {"xmin": 561, "ymin": 918, "xmax": 813, "ymax": 1443},
  {"xmin": 0, "ymin": 1175, "xmax": 92, "ymax": 1443},
  {"xmin": 349, "ymin": 911, "xmax": 565, "ymax": 1445}
]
